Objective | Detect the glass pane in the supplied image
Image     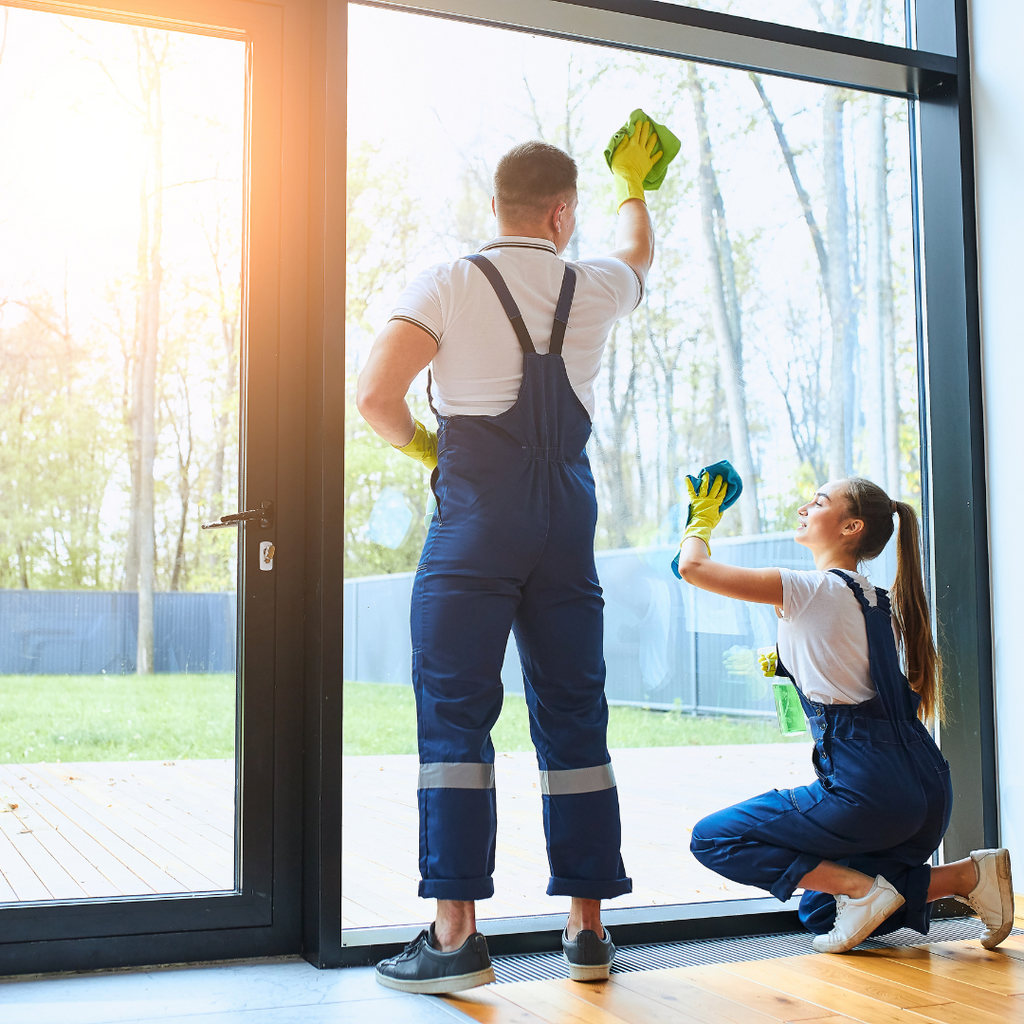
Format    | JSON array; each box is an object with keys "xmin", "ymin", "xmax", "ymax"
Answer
[
  {"xmin": 343, "ymin": 5, "xmax": 919, "ymax": 929},
  {"xmin": 0, "ymin": 8, "xmax": 245, "ymax": 900},
  {"xmin": 660, "ymin": 0, "xmax": 910, "ymax": 48}
]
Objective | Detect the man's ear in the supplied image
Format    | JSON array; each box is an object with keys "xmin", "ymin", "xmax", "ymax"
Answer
[{"xmin": 491, "ymin": 196, "xmax": 497, "ymax": 217}]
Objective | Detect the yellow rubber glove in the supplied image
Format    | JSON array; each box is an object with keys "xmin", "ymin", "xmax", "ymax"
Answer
[
  {"xmin": 680, "ymin": 470, "xmax": 727, "ymax": 555},
  {"xmin": 393, "ymin": 419, "xmax": 438, "ymax": 472},
  {"xmin": 611, "ymin": 120, "xmax": 663, "ymax": 210},
  {"xmin": 758, "ymin": 649, "xmax": 778, "ymax": 678}
]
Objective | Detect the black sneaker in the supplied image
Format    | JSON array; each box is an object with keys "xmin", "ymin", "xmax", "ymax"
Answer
[
  {"xmin": 562, "ymin": 926, "xmax": 615, "ymax": 982},
  {"xmin": 374, "ymin": 925, "xmax": 495, "ymax": 994}
]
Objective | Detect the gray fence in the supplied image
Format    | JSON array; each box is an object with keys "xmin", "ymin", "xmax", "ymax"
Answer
[
  {"xmin": 0, "ymin": 590, "xmax": 236, "ymax": 675},
  {"xmin": 344, "ymin": 532, "xmax": 897, "ymax": 717}
]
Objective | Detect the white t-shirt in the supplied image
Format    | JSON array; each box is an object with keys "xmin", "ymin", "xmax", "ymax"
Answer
[
  {"xmin": 777, "ymin": 568, "xmax": 896, "ymax": 706},
  {"xmin": 390, "ymin": 236, "xmax": 643, "ymax": 417}
]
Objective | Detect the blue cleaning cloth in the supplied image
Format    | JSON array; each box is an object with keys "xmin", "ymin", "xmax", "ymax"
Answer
[{"xmin": 672, "ymin": 460, "xmax": 744, "ymax": 579}]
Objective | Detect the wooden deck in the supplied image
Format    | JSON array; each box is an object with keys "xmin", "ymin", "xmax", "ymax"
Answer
[
  {"xmin": 445, "ymin": 916, "xmax": 1024, "ymax": 1023},
  {"xmin": 343, "ymin": 743, "xmax": 815, "ymax": 929},
  {"xmin": 0, "ymin": 759, "xmax": 234, "ymax": 901}
]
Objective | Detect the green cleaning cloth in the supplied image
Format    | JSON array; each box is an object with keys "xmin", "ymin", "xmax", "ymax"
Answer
[{"xmin": 604, "ymin": 109, "xmax": 681, "ymax": 191}]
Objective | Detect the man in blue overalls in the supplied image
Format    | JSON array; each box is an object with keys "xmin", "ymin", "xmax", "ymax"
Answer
[{"xmin": 359, "ymin": 127, "xmax": 661, "ymax": 993}]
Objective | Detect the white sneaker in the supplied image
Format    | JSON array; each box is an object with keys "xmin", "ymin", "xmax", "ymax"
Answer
[
  {"xmin": 956, "ymin": 848, "xmax": 1014, "ymax": 949},
  {"xmin": 812, "ymin": 876, "xmax": 905, "ymax": 954}
]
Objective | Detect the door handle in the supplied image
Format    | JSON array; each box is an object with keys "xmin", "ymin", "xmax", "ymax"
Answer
[{"xmin": 202, "ymin": 500, "xmax": 274, "ymax": 530}]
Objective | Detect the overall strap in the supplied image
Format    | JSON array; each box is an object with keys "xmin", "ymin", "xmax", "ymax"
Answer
[
  {"xmin": 462, "ymin": 253, "xmax": 536, "ymax": 354},
  {"xmin": 828, "ymin": 568, "xmax": 870, "ymax": 609},
  {"xmin": 828, "ymin": 568, "xmax": 893, "ymax": 618},
  {"xmin": 829, "ymin": 569, "xmax": 915, "ymax": 723},
  {"xmin": 548, "ymin": 266, "xmax": 578, "ymax": 356}
]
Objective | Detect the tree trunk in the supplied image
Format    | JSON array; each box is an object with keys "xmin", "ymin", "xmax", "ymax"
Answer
[
  {"xmin": 16, "ymin": 542, "xmax": 28, "ymax": 589},
  {"xmin": 882, "ymin": 203, "xmax": 899, "ymax": 497},
  {"xmin": 128, "ymin": 31, "xmax": 165, "ymax": 675},
  {"xmin": 687, "ymin": 65, "xmax": 760, "ymax": 534},
  {"xmin": 875, "ymin": 2, "xmax": 900, "ymax": 499},
  {"xmin": 863, "ymin": 0, "xmax": 900, "ymax": 497},
  {"xmin": 823, "ymin": 86, "xmax": 854, "ymax": 478},
  {"xmin": 592, "ymin": 323, "xmax": 636, "ymax": 548},
  {"xmin": 864, "ymin": 91, "xmax": 887, "ymax": 488},
  {"xmin": 123, "ymin": 176, "xmax": 148, "ymax": 593}
]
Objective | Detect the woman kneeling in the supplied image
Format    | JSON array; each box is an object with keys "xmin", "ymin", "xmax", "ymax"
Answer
[{"xmin": 676, "ymin": 472, "xmax": 1012, "ymax": 954}]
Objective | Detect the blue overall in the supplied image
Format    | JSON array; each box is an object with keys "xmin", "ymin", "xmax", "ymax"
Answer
[
  {"xmin": 411, "ymin": 253, "xmax": 631, "ymax": 902},
  {"xmin": 690, "ymin": 570, "xmax": 952, "ymax": 935}
]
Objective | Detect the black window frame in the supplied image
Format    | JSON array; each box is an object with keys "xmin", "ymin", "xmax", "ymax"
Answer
[
  {"xmin": 335, "ymin": 0, "xmax": 995, "ymax": 968},
  {"xmin": 0, "ymin": 0, "xmax": 309, "ymax": 975}
]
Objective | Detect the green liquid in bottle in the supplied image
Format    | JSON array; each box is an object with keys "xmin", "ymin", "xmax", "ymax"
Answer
[{"xmin": 773, "ymin": 680, "xmax": 808, "ymax": 736}]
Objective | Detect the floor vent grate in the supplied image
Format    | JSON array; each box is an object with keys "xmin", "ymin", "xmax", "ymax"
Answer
[{"xmin": 491, "ymin": 917, "xmax": 1009, "ymax": 985}]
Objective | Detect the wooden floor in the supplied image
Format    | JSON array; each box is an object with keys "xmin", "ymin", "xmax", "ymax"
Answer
[
  {"xmin": 0, "ymin": 759, "xmax": 234, "ymax": 900},
  {"xmin": 343, "ymin": 743, "xmax": 813, "ymax": 928},
  {"xmin": 445, "ymin": 914, "xmax": 1024, "ymax": 1023}
]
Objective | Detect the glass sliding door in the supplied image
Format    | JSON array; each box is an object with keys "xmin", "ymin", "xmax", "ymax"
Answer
[
  {"xmin": 342, "ymin": 1, "xmax": 922, "ymax": 931},
  {"xmin": 0, "ymin": 6, "xmax": 246, "ymax": 901}
]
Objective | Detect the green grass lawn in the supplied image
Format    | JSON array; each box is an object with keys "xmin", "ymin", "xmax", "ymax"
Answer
[
  {"xmin": 0, "ymin": 674, "xmax": 235, "ymax": 763},
  {"xmin": 0, "ymin": 675, "xmax": 805, "ymax": 764},
  {"xmin": 343, "ymin": 680, "xmax": 807, "ymax": 756}
]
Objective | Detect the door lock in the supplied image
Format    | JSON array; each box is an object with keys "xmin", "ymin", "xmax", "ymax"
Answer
[
  {"xmin": 260, "ymin": 541, "xmax": 275, "ymax": 570},
  {"xmin": 202, "ymin": 500, "xmax": 274, "ymax": 530}
]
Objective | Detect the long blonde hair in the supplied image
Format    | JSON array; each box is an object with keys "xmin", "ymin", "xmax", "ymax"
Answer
[{"xmin": 842, "ymin": 478, "xmax": 942, "ymax": 723}]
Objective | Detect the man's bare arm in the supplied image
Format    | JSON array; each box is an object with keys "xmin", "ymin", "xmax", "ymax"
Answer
[
  {"xmin": 610, "ymin": 199, "xmax": 654, "ymax": 284},
  {"xmin": 356, "ymin": 319, "xmax": 438, "ymax": 446}
]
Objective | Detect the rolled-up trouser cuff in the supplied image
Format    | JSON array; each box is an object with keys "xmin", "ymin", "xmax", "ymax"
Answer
[
  {"xmin": 547, "ymin": 875, "xmax": 633, "ymax": 899},
  {"xmin": 418, "ymin": 876, "xmax": 494, "ymax": 901},
  {"xmin": 771, "ymin": 851, "xmax": 823, "ymax": 902}
]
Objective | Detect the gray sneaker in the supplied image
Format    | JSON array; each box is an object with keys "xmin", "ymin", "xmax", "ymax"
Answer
[
  {"xmin": 562, "ymin": 926, "xmax": 615, "ymax": 982},
  {"xmin": 375, "ymin": 925, "xmax": 495, "ymax": 994}
]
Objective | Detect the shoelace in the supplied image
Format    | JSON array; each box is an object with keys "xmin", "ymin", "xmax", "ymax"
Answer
[
  {"xmin": 395, "ymin": 930, "xmax": 429, "ymax": 961},
  {"xmin": 956, "ymin": 891, "xmax": 985, "ymax": 916},
  {"xmin": 817, "ymin": 895, "xmax": 850, "ymax": 945}
]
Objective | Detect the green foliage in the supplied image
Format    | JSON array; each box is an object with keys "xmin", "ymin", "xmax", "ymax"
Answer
[
  {"xmin": 344, "ymin": 376, "xmax": 433, "ymax": 577},
  {"xmin": 342, "ymin": 680, "xmax": 807, "ymax": 756},
  {"xmin": 347, "ymin": 141, "xmax": 422, "ymax": 334},
  {"xmin": 0, "ymin": 674, "xmax": 235, "ymax": 762},
  {"xmin": 343, "ymin": 140, "xmax": 435, "ymax": 577},
  {"xmin": 0, "ymin": 300, "xmax": 119, "ymax": 589}
]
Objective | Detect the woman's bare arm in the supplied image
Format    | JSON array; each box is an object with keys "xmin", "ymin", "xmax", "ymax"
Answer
[{"xmin": 675, "ymin": 537, "xmax": 784, "ymax": 606}]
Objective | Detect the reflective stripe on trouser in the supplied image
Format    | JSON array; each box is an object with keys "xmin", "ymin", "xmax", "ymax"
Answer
[
  {"xmin": 412, "ymin": 257, "xmax": 630, "ymax": 903},
  {"xmin": 690, "ymin": 571, "xmax": 951, "ymax": 937}
]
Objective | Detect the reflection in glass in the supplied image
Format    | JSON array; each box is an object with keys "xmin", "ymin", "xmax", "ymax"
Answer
[
  {"xmin": 0, "ymin": 9, "xmax": 245, "ymax": 900},
  {"xmin": 343, "ymin": 6, "xmax": 919, "ymax": 928}
]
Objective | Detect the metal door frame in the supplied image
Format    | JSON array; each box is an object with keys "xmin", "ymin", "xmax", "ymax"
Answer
[{"xmin": 0, "ymin": 0, "xmax": 317, "ymax": 973}]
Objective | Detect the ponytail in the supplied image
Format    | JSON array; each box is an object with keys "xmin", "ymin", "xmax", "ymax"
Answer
[
  {"xmin": 842, "ymin": 478, "xmax": 942, "ymax": 723},
  {"xmin": 890, "ymin": 501, "xmax": 942, "ymax": 723}
]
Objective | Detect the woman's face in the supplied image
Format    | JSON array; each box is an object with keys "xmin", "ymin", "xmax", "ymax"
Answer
[{"xmin": 795, "ymin": 480, "xmax": 860, "ymax": 551}]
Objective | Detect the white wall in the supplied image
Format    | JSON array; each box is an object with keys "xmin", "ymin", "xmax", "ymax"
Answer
[{"xmin": 970, "ymin": 0, "xmax": 1024, "ymax": 866}]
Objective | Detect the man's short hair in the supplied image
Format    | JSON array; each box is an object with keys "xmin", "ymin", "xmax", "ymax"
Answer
[{"xmin": 494, "ymin": 141, "xmax": 577, "ymax": 219}]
